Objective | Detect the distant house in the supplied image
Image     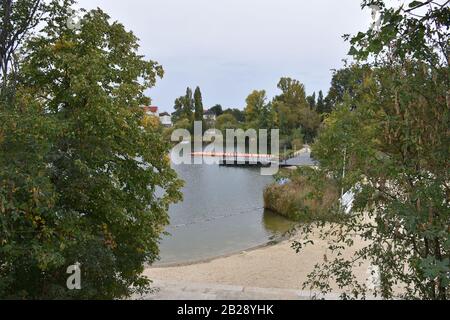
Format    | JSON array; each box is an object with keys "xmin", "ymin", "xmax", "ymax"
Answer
[
  {"xmin": 159, "ymin": 112, "xmax": 172, "ymax": 127},
  {"xmin": 141, "ymin": 105, "xmax": 159, "ymax": 117},
  {"xmin": 140, "ymin": 106, "xmax": 173, "ymax": 128},
  {"xmin": 203, "ymin": 109, "xmax": 217, "ymax": 122}
]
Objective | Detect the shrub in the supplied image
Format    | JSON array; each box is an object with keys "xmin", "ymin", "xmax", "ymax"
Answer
[{"xmin": 263, "ymin": 169, "xmax": 339, "ymax": 222}]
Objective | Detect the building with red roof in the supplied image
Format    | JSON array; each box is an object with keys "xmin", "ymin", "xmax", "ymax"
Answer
[{"xmin": 142, "ymin": 106, "xmax": 159, "ymax": 116}]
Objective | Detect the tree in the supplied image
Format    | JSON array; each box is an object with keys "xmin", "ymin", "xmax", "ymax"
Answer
[
  {"xmin": 306, "ymin": 92, "xmax": 316, "ymax": 110},
  {"xmin": 316, "ymin": 90, "xmax": 325, "ymax": 114},
  {"xmin": 209, "ymin": 104, "xmax": 223, "ymax": 117},
  {"xmin": 257, "ymin": 102, "xmax": 276, "ymax": 132},
  {"xmin": 323, "ymin": 65, "xmax": 370, "ymax": 114},
  {"xmin": 172, "ymin": 87, "xmax": 194, "ymax": 123},
  {"xmin": 223, "ymin": 108, "xmax": 245, "ymax": 123},
  {"xmin": 273, "ymin": 77, "xmax": 320, "ymax": 140},
  {"xmin": 172, "ymin": 96, "xmax": 185, "ymax": 122},
  {"xmin": 0, "ymin": 0, "xmax": 44, "ymax": 99},
  {"xmin": 194, "ymin": 86, "xmax": 203, "ymax": 122},
  {"xmin": 275, "ymin": 77, "xmax": 308, "ymax": 108},
  {"xmin": 298, "ymin": 107, "xmax": 321, "ymax": 144},
  {"xmin": 297, "ymin": 0, "xmax": 449, "ymax": 300},
  {"xmin": 184, "ymin": 87, "xmax": 194, "ymax": 120},
  {"xmin": 273, "ymin": 77, "xmax": 307, "ymax": 133},
  {"xmin": 215, "ymin": 113, "xmax": 238, "ymax": 131},
  {"xmin": 0, "ymin": 4, "xmax": 182, "ymax": 299},
  {"xmin": 244, "ymin": 90, "xmax": 267, "ymax": 126}
]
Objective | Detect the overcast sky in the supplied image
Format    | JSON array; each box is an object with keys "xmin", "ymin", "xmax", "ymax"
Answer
[{"xmin": 76, "ymin": 0, "xmax": 374, "ymax": 112}]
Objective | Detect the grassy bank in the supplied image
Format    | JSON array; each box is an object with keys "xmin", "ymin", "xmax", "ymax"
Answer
[{"xmin": 263, "ymin": 169, "xmax": 340, "ymax": 222}]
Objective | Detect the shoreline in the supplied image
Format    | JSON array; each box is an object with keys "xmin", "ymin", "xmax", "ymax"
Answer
[
  {"xmin": 152, "ymin": 238, "xmax": 284, "ymax": 269},
  {"xmin": 152, "ymin": 233, "xmax": 290, "ymax": 268},
  {"xmin": 144, "ymin": 230, "xmax": 370, "ymax": 292}
]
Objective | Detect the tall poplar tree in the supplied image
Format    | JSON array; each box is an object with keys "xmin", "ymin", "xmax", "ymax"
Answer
[{"xmin": 194, "ymin": 86, "xmax": 204, "ymax": 122}]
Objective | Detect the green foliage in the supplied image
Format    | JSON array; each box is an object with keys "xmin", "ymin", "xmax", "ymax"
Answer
[
  {"xmin": 242, "ymin": 77, "xmax": 321, "ymax": 146},
  {"xmin": 194, "ymin": 86, "xmax": 203, "ymax": 122},
  {"xmin": 244, "ymin": 90, "xmax": 267, "ymax": 125},
  {"xmin": 0, "ymin": 0, "xmax": 46, "ymax": 101},
  {"xmin": 273, "ymin": 78, "xmax": 306, "ymax": 135},
  {"xmin": 323, "ymin": 65, "xmax": 371, "ymax": 115},
  {"xmin": 306, "ymin": 92, "xmax": 316, "ymax": 110},
  {"xmin": 298, "ymin": 107, "xmax": 321, "ymax": 143},
  {"xmin": 316, "ymin": 90, "xmax": 325, "ymax": 114},
  {"xmin": 215, "ymin": 113, "xmax": 238, "ymax": 132},
  {"xmin": 223, "ymin": 108, "xmax": 244, "ymax": 123},
  {"xmin": 172, "ymin": 87, "xmax": 194, "ymax": 123},
  {"xmin": 347, "ymin": 0, "xmax": 449, "ymax": 66},
  {"xmin": 298, "ymin": 0, "xmax": 450, "ymax": 300},
  {"xmin": 279, "ymin": 129, "xmax": 304, "ymax": 153},
  {"xmin": 0, "ymin": 4, "xmax": 182, "ymax": 299},
  {"xmin": 209, "ymin": 104, "xmax": 223, "ymax": 117},
  {"xmin": 173, "ymin": 117, "xmax": 192, "ymax": 130},
  {"xmin": 273, "ymin": 77, "xmax": 321, "ymax": 142}
]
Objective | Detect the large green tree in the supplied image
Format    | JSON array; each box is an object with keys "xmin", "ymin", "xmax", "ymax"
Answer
[
  {"xmin": 273, "ymin": 78, "xmax": 308, "ymax": 134},
  {"xmin": 323, "ymin": 65, "xmax": 370, "ymax": 115},
  {"xmin": 273, "ymin": 77, "xmax": 320, "ymax": 141},
  {"xmin": 172, "ymin": 87, "xmax": 194, "ymax": 123},
  {"xmin": 297, "ymin": 0, "xmax": 449, "ymax": 300},
  {"xmin": 244, "ymin": 89, "xmax": 267, "ymax": 126},
  {"xmin": 0, "ymin": 2, "xmax": 182, "ymax": 299}
]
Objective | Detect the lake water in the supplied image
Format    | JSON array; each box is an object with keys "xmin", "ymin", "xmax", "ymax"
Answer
[{"xmin": 156, "ymin": 157, "xmax": 295, "ymax": 265}]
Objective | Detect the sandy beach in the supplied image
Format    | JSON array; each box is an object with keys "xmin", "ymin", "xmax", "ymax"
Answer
[{"xmin": 144, "ymin": 230, "xmax": 370, "ymax": 294}]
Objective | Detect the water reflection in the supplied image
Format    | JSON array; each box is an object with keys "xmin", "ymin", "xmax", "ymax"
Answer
[{"xmin": 262, "ymin": 209, "xmax": 297, "ymax": 237}]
